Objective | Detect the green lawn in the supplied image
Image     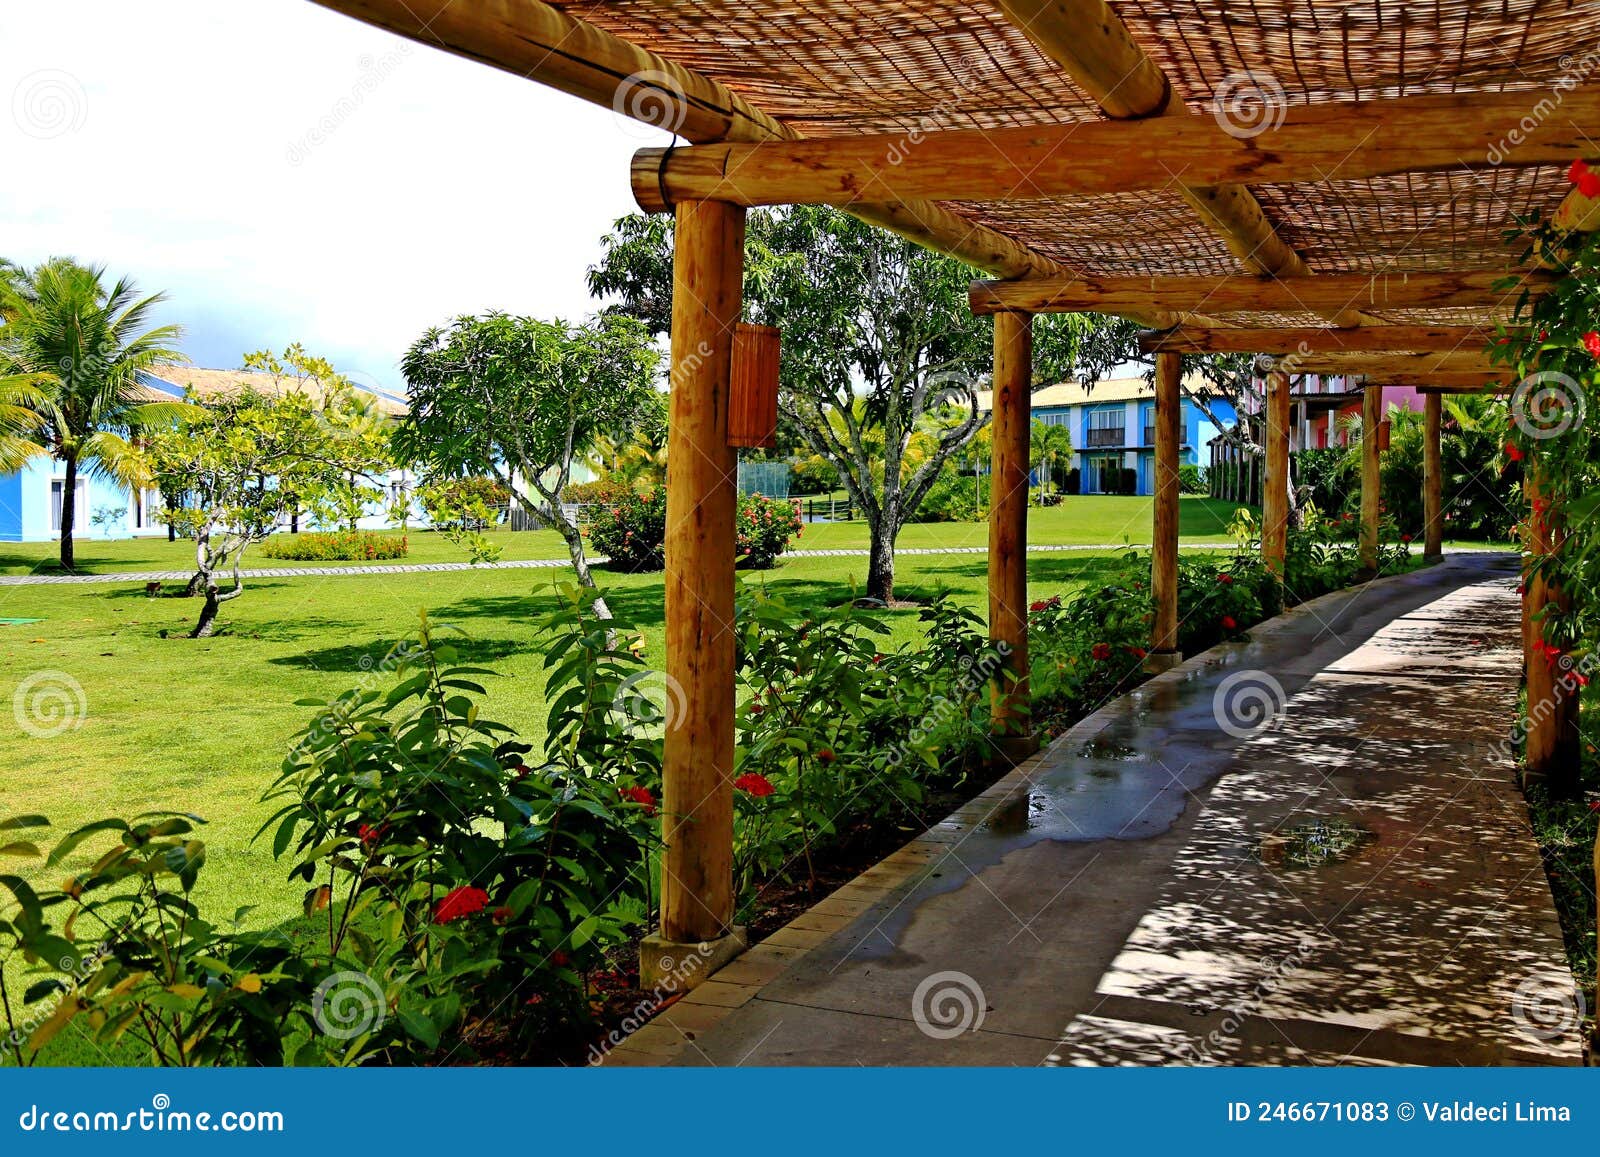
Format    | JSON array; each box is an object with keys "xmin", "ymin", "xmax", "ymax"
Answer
[{"xmin": 0, "ymin": 495, "xmax": 1249, "ymax": 576}]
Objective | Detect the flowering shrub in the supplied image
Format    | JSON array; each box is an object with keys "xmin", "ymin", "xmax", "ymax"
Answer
[
  {"xmin": 587, "ymin": 486, "xmax": 668, "ymax": 571},
  {"xmin": 261, "ymin": 531, "xmax": 409, "ymax": 561},
  {"xmin": 736, "ymin": 494, "xmax": 803, "ymax": 568}
]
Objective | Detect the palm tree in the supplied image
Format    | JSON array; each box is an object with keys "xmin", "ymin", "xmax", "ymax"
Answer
[
  {"xmin": 3, "ymin": 260, "xmax": 187, "ymax": 569},
  {"xmin": 1030, "ymin": 418, "xmax": 1073, "ymax": 498}
]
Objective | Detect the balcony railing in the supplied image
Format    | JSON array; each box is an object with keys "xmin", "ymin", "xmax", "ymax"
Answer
[{"xmin": 1084, "ymin": 426, "xmax": 1125, "ymax": 448}]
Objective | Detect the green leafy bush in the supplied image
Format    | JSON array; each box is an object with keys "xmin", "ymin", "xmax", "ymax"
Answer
[
  {"xmin": 561, "ymin": 479, "xmax": 629, "ymax": 506},
  {"xmin": 1178, "ymin": 463, "xmax": 1207, "ymax": 494},
  {"xmin": 261, "ymin": 532, "xmax": 409, "ymax": 561},
  {"xmin": 788, "ymin": 454, "xmax": 839, "ymax": 496},
  {"xmin": 587, "ymin": 487, "xmax": 668, "ymax": 571},
  {"xmin": 736, "ymin": 495, "xmax": 803, "ymax": 568},
  {"xmin": 908, "ymin": 472, "xmax": 983, "ymax": 522}
]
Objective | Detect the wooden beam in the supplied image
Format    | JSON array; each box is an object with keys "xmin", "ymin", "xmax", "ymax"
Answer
[
  {"xmin": 1263, "ymin": 371, "xmax": 1290, "ymax": 576},
  {"xmin": 660, "ymin": 199, "xmax": 743, "ymax": 948},
  {"xmin": 1423, "ymin": 392, "xmax": 1443, "ymax": 561},
  {"xmin": 1141, "ymin": 325, "xmax": 1494, "ymax": 355},
  {"xmin": 989, "ymin": 312, "xmax": 1034, "ymax": 758},
  {"xmin": 996, "ymin": 0, "xmax": 1368, "ymax": 326},
  {"xmin": 970, "ymin": 270, "xmax": 1553, "ymax": 316},
  {"xmin": 632, "ymin": 88, "xmax": 1600, "ymax": 210},
  {"xmin": 1359, "ymin": 384, "xmax": 1382, "ymax": 577},
  {"xmin": 1285, "ymin": 352, "xmax": 1504, "ymax": 377},
  {"xmin": 1148, "ymin": 351, "xmax": 1182, "ymax": 669},
  {"xmin": 1395, "ymin": 376, "xmax": 1516, "ymax": 391},
  {"xmin": 1522, "ymin": 468, "xmax": 1581, "ymax": 795},
  {"xmin": 310, "ymin": 0, "xmax": 1060, "ymax": 283}
]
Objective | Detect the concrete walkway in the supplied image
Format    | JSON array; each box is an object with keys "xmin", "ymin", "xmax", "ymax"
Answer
[
  {"xmin": 640, "ymin": 553, "xmax": 1582, "ymax": 1066},
  {"xmin": 0, "ymin": 542, "xmax": 1235, "ymax": 586}
]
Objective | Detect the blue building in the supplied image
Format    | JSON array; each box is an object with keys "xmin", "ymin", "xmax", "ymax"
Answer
[
  {"xmin": 979, "ymin": 374, "xmax": 1235, "ymax": 496},
  {"xmin": 0, "ymin": 366, "xmax": 410, "ymax": 543}
]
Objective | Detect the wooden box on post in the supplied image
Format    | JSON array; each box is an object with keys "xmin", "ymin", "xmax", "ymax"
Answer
[{"xmin": 728, "ymin": 323, "xmax": 781, "ymax": 448}]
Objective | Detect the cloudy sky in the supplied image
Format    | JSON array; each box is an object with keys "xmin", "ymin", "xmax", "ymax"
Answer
[{"xmin": 2, "ymin": 0, "xmax": 669, "ymax": 396}]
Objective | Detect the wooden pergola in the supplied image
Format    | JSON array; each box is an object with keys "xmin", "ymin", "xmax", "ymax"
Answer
[{"xmin": 314, "ymin": 0, "xmax": 1600, "ymax": 982}]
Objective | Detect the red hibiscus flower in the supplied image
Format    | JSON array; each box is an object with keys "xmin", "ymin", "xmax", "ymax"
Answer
[
  {"xmin": 434, "ymin": 886, "xmax": 491, "ymax": 925},
  {"xmin": 1029, "ymin": 599, "xmax": 1050, "ymax": 613},
  {"xmin": 1401, "ymin": 534, "xmax": 1412, "ymax": 543},
  {"xmin": 1221, "ymin": 615, "xmax": 1238, "ymax": 631},
  {"xmin": 1569, "ymin": 158, "xmax": 1600, "ymax": 199},
  {"xmin": 357, "ymin": 822, "xmax": 388, "ymax": 848},
  {"xmin": 816, "ymin": 747, "xmax": 836, "ymax": 763},
  {"xmin": 1584, "ymin": 332, "xmax": 1600, "ymax": 360},
  {"xmin": 618, "ymin": 785, "xmax": 657, "ymax": 815},
  {"xmin": 1128, "ymin": 646, "xmax": 1147, "ymax": 660},
  {"xmin": 735, "ymin": 772, "xmax": 776, "ymax": 797},
  {"xmin": 1504, "ymin": 442, "xmax": 1524, "ymax": 462},
  {"xmin": 1217, "ymin": 573, "xmax": 1233, "ymax": 585},
  {"xmin": 1090, "ymin": 642, "xmax": 1113, "ymax": 661},
  {"xmin": 1587, "ymin": 800, "xmax": 1600, "ymax": 814}
]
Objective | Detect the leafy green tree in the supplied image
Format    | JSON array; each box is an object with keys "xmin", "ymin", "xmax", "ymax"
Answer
[
  {"xmin": 395, "ymin": 312, "xmax": 661, "ymax": 619},
  {"xmin": 1030, "ymin": 419, "xmax": 1073, "ymax": 497},
  {"xmin": 149, "ymin": 381, "xmax": 391, "ymax": 638},
  {"xmin": 589, "ymin": 207, "xmax": 1110, "ymax": 602},
  {"xmin": 0, "ymin": 260, "xmax": 187, "ymax": 569}
]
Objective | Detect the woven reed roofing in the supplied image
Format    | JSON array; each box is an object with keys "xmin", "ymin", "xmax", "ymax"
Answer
[{"xmin": 547, "ymin": 0, "xmax": 1600, "ymax": 327}]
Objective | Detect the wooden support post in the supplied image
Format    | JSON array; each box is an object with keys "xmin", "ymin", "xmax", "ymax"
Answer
[
  {"xmin": 989, "ymin": 311, "xmax": 1036, "ymax": 760},
  {"xmin": 1423, "ymin": 392, "xmax": 1444, "ymax": 561},
  {"xmin": 645, "ymin": 199, "xmax": 749, "ymax": 985},
  {"xmin": 1358, "ymin": 384, "xmax": 1382, "ymax": 577},
  {"xmin": 1148, "ymin": 352, "xmax": 1182, "ymax": 671},
  {"xmin": 1263, "ymin": 371, "xmax": 1290, "ymax": 576},
  {"xmin": 1522, "ymin": 468, "xmax": 1582, "ymax": 797}
]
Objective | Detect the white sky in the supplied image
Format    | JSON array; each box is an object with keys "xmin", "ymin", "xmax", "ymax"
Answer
[{"xmin": 1, "ymin": 0, "xmax": 669, "ymax": 396}]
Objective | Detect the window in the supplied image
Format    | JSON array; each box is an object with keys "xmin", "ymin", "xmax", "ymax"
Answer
[
  {"xmin": 1085, "ymin": 407, "xmax": 1126, "ymax": 447},
  {"xmin": 132, "ymin": 487, "xmax": 162, "ymax": 529},
  {"xmin": 50, "ymin": 479, "xmax": 86, "ymax": 532}
]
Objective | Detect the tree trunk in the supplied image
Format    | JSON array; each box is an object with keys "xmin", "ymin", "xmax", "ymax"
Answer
[
  {"xmin": 540, "ymin": 494, "xmax": 612, "ymax": 621},
  {"xmin": 191, "ymin": 585, "xmax": 221, "ymax": 638},
  {"xmin": 866, "ymin": 518, "xmax": 896, "ymax": 603},
  {"xmin": 58, "ymin": 452, "xmax": 78, "ymax": 570}
]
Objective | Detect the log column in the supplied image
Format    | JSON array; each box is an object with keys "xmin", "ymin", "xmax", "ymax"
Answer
[
  {"xmin": 645, "ymin": 199, "xmax": 748, "ymax": 986},
  {"xmin": 1148, "ymin": 351, "xmax": 1182, "ymax": 671},
  {"xmin": 1358, "ymin": 383, "xmax": 1382, "ymax": 578},
  {"xmin": 989, "ymin": 311, "xmax": 1036, "ymax": 760},
  {"xmin": 1263, "ymin": 370, "xmax": 1290, "ymax": 576},
  {"xmin": 1422, "ymin": 392, "xmax": 1444, "ymax": 561},
  {"xmin": 1522, "ymin": 467, "xmax": 1581, "ymax": 797}
]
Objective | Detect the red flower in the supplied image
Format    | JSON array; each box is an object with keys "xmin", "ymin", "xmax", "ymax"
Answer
[
  {"xmin": 491, "ymin": 905, "xmax": 514, "ymax": 925},
  {"xmin": 434, "ymin": 886, "xmax": 491, "ymax": 925},
  {"xmin": 1584, "ymin": 332, "xmax": 1600, "ymax": 360},
  {"xmin": 551, "ymin": 950, "xmax": 571, "ymax": 967},
  {"xmin": 1128, "ymin": 646, "xmax": 1147, "ymax": 660},
  {"xmin": 735, "ymin": 772, "xmax": 776, "ymax": 797},
  {"xmin": 1029, "ymin": 599, "xmax": 1050, "ymax": 613},
  {"xmin": 1568, "ymin": 158, "xmax": 1600, "ymax": 199},
  {"xmin": 1587, "ymin": 800, "xmax": 1600, "ymax": 814},
  {"xmin": 1504, "ymin": 442, "xmax": 1524, "ymax": 462},
  {"xmin": 357, "ymin": 822, "xmax": 387, "ymax": 848},
  {"xmin": 618, "ymin": 785, "xmax": 657, "ymax": 815},
  {"xmin": 816, "ymin": 747, "xmax": 836, "ymax": 763},
  {"xmin": 1401, "ymin": 534, "xmax": 1412, "ymax": 543},
  {"xmin": 1217, "ymin": 573, "xmax": 1233, "ymax": 585},
  {"xmin": 1090, "ymin": 642, "xmax": 1113, "ymax": 661},
  {"xmin": 1221, "ymin": 615, "xmax": 1238, "ymax": 631}
]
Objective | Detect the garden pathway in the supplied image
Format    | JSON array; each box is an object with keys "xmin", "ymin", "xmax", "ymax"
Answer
[
  {"xmin": 0, "ymin": 543, "xmax": 1491, "ymax": 586},
  {"xmin": 0, "ymin": 543, "xmax": 1216, "ymax": 586},
  {"xmin": 626, "ymin": 553, "xmax": 1584, "ymax": 1067}
]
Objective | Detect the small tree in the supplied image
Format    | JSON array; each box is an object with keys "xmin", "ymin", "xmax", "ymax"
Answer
[
  {"xmin": 395, "ymin": 312, "xmax": 661, "ymax": 620},
  {"xmin": 149, "ymin": 384, "xmax": 389, "ymax": 637}
]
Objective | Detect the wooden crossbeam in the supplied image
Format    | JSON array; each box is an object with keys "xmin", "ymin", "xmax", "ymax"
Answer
[
  {"xmin": 1285, "ymin": 352, "xmax": 1502, "ymax": 376},
  {"xmin": 1140, "ymin": 325, "xmax": 1495, "ymax": 355},
  {"xmin": 1410, "ymin": 380, "xmax": 1516, "ymax": 393},
  {"xmin": 995, "ymin": 0, "xmax": 1366, "ymax": 328},
  {"xmin": 632, "ymin": 88, "xmax": 1600, "ymax": 211},
  {"xmin": 309, "ymin": 0, "xmax": 1062, "ymax": 284},
  {"xmin": 970, "ymin": 271, "xmax": 1553, "ymax": 315}
]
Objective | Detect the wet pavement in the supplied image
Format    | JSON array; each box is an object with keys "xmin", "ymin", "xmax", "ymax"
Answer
[{"xmin": 658, "ymin": 553, "xmax": 1583, "ymax": 1066}]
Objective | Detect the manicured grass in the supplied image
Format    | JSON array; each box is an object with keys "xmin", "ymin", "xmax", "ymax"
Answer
[{"xmin": 0, "ymin": 496, "xmax": 1252, "ymax": 576}]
